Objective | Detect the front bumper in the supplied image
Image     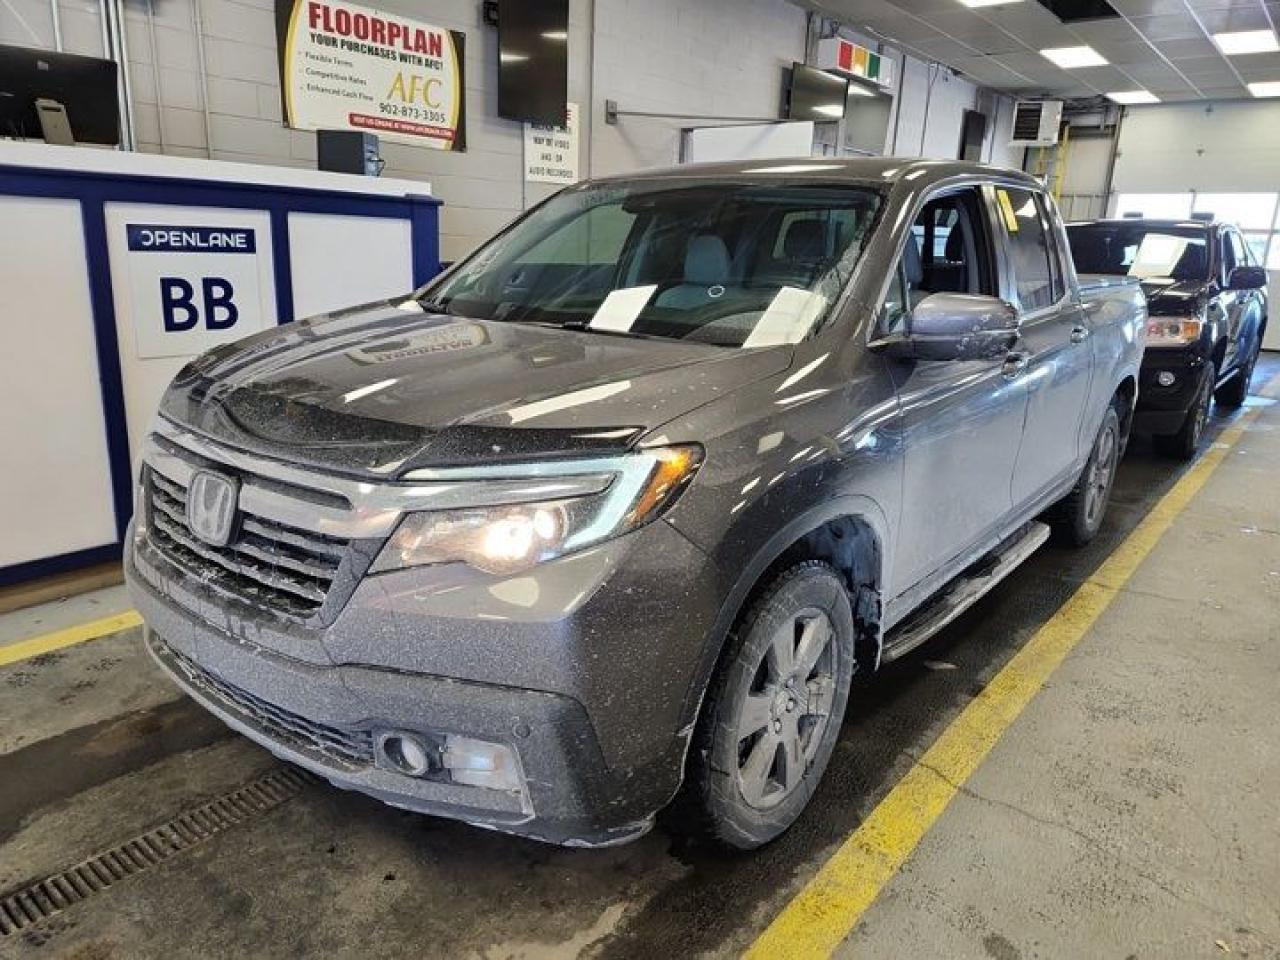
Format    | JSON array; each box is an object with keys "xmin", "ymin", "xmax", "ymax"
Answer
[
  {"xmin": 126, "ymin": 513, "xmax": 722, "ymax": 847},
  {"xmin": 1134, "ymin": 347, "xmax": 1209, "ymax": 436}
]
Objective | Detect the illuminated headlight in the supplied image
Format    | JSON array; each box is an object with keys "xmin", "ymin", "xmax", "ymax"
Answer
[
  {"xmin": 371, "ymin": 445, "xmax": 703, "ymax": 576},
  {"xmin": 1145, "ymin": 316, "xmax": 1203, "ymax": 347}
]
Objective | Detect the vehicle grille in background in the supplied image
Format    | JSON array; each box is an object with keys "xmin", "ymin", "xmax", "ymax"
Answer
[
  {"xmin": 0, "ymin": 767, "xmax": 314, "ymax": 938},
  {"xmin": 145, "ymin": 468, "xmax": 348, "ymax": 620},
  {"xmin": 164, "ymin": 641, "xmax": 375, "ymax": 769}
]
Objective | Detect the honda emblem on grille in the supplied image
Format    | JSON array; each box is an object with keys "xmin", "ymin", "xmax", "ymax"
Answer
[{"xmin": 187, "ymin": 470, "xmax": 239, "ymax": 547}]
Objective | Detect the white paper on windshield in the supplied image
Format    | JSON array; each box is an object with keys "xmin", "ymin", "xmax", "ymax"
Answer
[
  {"xmin": 1128, "ymin": 234, "xmax": 1191, "ymax": 279},
  {"xmin": 743, "ymin": 287, "xmax": 829, "ymax": 348},
  {"xmin": 588, "ymin": 285, "xmax": 658, "ymax": 332}
]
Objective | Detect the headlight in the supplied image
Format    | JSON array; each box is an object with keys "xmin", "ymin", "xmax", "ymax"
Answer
[
  {"xmin": 371, "ymin": 445, "xmax": 703, "ymax": 576},
  {"xmin": 1145, "ymin": 316, "xmax": 1203, "ymax": 347}
]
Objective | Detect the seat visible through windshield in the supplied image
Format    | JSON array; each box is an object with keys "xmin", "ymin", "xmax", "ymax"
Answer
[{"xmin": 418, "ymin": 181, "xmax": 884, "ymax": 348}]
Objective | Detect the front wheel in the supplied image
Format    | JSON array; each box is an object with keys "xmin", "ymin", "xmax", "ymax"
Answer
[
  {"xmin": 1155, "ymin": 368, "xmax": 1213, "ymax": 461},
  {"xmin": 1215, "ymin": 338, "xmax": 1260, "ymax": 410},
  {"xmin": 1055, "ymin": 401, "xmax": 1122, "ymax": 547},
  {"xmin": 673, "ymin": 561, "xmax": 855, "ymax": 850}
]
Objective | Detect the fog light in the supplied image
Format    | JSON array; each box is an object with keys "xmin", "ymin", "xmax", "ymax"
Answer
[
  {"xmin": 443, "ymin": 735, "xmax": 522, "ymax": 792},
  {"xmin": 379, "ymin": 732, "xmax": 435, "ymax": 777},
  {"xmin": 1156, "ymin": 371, "xmax": 1177, "ymax": 387}
]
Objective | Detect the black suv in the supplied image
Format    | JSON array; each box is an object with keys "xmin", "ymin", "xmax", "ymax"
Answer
[{"xmin": 1067, "ymin": 218, "xmax": 1269, "ymax": 458}]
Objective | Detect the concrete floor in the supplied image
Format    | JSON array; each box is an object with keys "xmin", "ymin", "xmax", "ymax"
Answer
[{"xmin": 2, "ymin": 358, "xmax": 1278, "ymax": 960}]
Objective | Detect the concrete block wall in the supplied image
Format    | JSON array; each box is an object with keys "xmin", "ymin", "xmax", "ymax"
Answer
[
  {"xmin": 589, "ymin": 0, "xmax": 808, "ymax": 175},
  {"xmin": 4, "ymin": 0, "xmax": 1024, "ymax": 264}
]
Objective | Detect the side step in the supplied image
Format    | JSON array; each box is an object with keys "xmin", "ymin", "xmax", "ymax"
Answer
[{"xmin": 881, "ymin": 521, "xmax": 1051, "ymax": 664}]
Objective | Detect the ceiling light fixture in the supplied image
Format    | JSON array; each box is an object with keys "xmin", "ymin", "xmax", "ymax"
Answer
[
  {"xmin": 1040, "ymin": 45, "xmax": 1108, "ymax": 68},
  {"xmin": 956, "ymin": 0, "xmax": 1024, "ymax": 8},
  {"xmin": 1212, "ymin": 30, "xmax": 1279, "ymax": 55},
  {"xmin": 1106, "ymin": 89, "xmax": 1159, "ymax": 104},
  {"xmin": 1247, "ymin": 80, "xmax": 1280, "ymax": 97}
]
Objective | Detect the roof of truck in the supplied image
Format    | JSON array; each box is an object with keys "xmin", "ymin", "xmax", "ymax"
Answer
[
  {"xmin": 589, "ymin": 157, "xmax": 1041, "ymax": 190},
  {"xmin": 1068, "ymin": 218, "xmax": 1218, "ymax": 231}
]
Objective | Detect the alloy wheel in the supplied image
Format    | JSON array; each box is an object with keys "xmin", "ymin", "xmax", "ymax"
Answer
[
  {"xmin": 734, "ymin": 609, "xmax": 838, "ymax": 809},
  {"xmin": 1189, "ymin": 376, "xmax": 1212, "ymax": 447},
  {"xmin": 1084, "ymin": 419, "xmax": 1118, "ymax": 528}
]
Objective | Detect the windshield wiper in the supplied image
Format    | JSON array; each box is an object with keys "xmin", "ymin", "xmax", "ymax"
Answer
[{"xmin": 414, "ymin": 296, "xmax": 454, "ymax": 315}]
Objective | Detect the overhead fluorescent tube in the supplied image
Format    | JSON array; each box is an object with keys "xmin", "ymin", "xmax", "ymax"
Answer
[
  {"xmin": 1040, "ymin": 45, "xmax": 1108, "ymax": 68},
  {"xmin": 1247, "ymin": 81, "xmax": 1280, "ymax": 97},
  {"xmin": 956, "ymin": 0, "xmax": 1023, "ymax": 7},
  {"xmin": 1106, "ymin": 90, "xmax": 1159, "ymax": 104},
  {"xmin": 1213, "ymin": 30, "xmax": 1279, "ymax": 55}
]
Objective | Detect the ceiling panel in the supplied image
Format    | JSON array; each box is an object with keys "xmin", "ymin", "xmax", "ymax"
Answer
[
  {"xmin": 1178, "ymin": 54, "xmax": 1244, "ymax": 78},
  {"xmin": 1235, "ymin": 51, "xmax": 1280, "ymax": 79},
  {"xmin": 1066, "ymin": 18, "xmax": 1143, "ymax": 44},
  {"xmin": 912, "ymin": 36, "xmax": 986, "ymax": 60},
  {"xmin": 1127, "ymin": 12, "xmax": 1208, "ymax": 41},
  {"xmin": 1197, "ymin": 83, "xmax": 1250, "ymax": 96},
  {"xmin": 1154, "ymin": 36, "xmax": 1220, "ymax": 58},
  {"xmin": 795, "ymin": 0, "xmax": 1278, "ymax": 102},
  {"xmin": 1089, "ymin": 38, "xmax": 1166, "ymax": 64},
  {"xmin": 1071, "ymin": 64, "xmax": 1146, "ymax": 87},
  {"xmin": 1196, "ymin": 7, "xmax": 1274, "ymax": 32}
]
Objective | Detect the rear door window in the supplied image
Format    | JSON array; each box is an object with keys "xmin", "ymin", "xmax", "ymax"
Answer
[{"xmin": 996, "ymin": 186, "xmax": 1056, "ymax": 311}]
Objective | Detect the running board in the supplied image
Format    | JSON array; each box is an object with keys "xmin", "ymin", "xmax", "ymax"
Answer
[{"xmin": 881, "ymin": 521, "xmax": 1052, "ymax": 664}]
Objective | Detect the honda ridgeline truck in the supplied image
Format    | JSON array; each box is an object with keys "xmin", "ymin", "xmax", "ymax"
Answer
[{"xmin": 126, "ymin": 159, "xmax": 1146, "ymax": 849}]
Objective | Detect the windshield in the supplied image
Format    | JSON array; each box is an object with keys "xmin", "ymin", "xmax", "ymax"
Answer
[
  {"xmin": 1066, "ymin": 224, "xmax": 1210, "ymax": 282},
  {"xmin": 416, "ymin": 180, "xmax": 884, "ymax": 347}
]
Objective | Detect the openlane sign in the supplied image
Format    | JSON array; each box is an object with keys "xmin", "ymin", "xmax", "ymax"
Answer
[
  {"xmin": 276, "ymin": 0, "xmax": 466, "ymax": 150},
  {"xmin": 121, "ymin": 220, "xmax": 274, "ymax": 360}
]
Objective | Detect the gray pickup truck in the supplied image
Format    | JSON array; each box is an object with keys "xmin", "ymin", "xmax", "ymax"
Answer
[{"xmin": 126, "ymin": 158, "xmax": 1146, "ymax": 849}]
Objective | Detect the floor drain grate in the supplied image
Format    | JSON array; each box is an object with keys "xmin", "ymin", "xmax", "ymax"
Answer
[{"xmin": 0, "ymin": 765, "xmax": 315, "ymax": 937}]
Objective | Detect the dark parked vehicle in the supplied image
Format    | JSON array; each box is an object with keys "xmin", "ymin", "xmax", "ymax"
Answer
[
  {"xmin": 126, "ymin": 159, "xmax": 1144, "ymax": 849},
  {"xmin": 1067, "ymin": 218, "xmax": 1269, "ymax": 458}
]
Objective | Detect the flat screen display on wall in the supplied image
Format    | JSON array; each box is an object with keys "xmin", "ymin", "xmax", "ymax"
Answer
[
  {"xmin": 0, "ymin": 44, "xmax": 119, "ymax": 144},
  {"xmin": 498, "ymin": 0, "xmax": 568, "ymax": 126},
  {"xmin": 787, "ymin": 63, "xmax": 848, "ymax": 123}
]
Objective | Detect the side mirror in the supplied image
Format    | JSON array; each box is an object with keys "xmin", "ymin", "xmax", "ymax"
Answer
[
  {"xmin": 872, "ymin": 293, "xmax": 1021, "ymax": 361},
  {"xmin": 1228, "ymin": 265, "xmax": 1267, "ymax": 291}
]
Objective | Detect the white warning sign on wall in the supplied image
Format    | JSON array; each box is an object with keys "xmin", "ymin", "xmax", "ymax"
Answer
[{"xmin": 524, "ymin": 102, "xmax": 580, "ymax": 186}]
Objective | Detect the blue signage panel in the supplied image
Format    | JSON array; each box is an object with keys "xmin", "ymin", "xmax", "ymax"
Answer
[{"xmin": 126, "ymin": 224, "xmax": 257, "ymax": 254}]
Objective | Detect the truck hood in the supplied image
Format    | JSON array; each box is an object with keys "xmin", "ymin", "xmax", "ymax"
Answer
[
  {"xmin": 159, "ymin": 300, "xmax": 790, "ymax": 476},
  {"xmin": 1138, "ymin": 277, "xmax": 1208, "ymax": 316}
]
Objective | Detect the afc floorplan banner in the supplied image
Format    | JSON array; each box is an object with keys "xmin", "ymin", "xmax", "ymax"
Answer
[{"xmin": 276, "ymin": 0, "xmax": 466, "ymax": 150}]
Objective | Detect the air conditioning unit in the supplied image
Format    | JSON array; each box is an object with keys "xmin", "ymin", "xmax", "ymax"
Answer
[{"xmin": 1009, "ymin": 100, "xmax": 1064, "ymax": 147}]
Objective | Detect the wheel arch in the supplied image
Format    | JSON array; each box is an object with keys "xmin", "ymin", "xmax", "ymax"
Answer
[{"xmin": 677, "ymin": 496, "xmax": 889, "ymax": 736}]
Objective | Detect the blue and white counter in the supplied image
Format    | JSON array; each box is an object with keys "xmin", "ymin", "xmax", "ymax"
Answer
[{"xmin": 0, "ymin": 142, "xmax": 441, "ymax": 585}]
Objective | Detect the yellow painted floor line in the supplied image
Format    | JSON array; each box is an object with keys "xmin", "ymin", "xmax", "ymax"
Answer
[
  {"xmin": 744, "ymin": 393, "xmax": 1272, "ymax": 960},
  {"xmin": 0, "ymin": 610, "xmax": 143, "ymax": 669}
]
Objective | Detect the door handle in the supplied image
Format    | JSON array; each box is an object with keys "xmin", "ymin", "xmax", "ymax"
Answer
[
  {"xmin": 1002, "ymin": 352, "xmax": 1030, "ymax": 379},
  {"xmin": 1070, "ymin": 325, "xmax": 1090, "ymax": 344}
]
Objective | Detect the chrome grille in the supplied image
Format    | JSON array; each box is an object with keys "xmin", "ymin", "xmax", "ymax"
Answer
[
  {"xmin": 161, "ymin": 639, "xmax": 374, "ymax": 769},
  {"xmin": 145, "ymin": 467, "xmax": 348, "ymax": 619}
]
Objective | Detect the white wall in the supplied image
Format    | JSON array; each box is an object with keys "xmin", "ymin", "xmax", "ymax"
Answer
[
  {"xmin": 4, "ymin": 0, "xmax": 1023, "ymax": 261},
  {"xmin": 1111, "ymin": 101, "xmax": 1280, "ymax": 195},
  {"xmin": 590, "ymin": 0, "xmax": 808, "ymax": 175}
]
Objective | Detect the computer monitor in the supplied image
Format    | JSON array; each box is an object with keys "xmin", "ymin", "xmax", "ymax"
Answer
[
  {"xmin": 786, "ymin": 63, "xmax": 849, "ymax": 123},
  {"xmin": 0, "ymin": 44, "xmax": 120, "ymax": 145}
]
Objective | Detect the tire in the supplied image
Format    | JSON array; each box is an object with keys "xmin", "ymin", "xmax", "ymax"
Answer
[
  {"xmin": 672, "ymin": 561, "xmax": 856, "ymax": 850},
  {"xmin": 1215, "ymin": 337, "xmax": 1259, "ymax": 410},
  {"xmin": 1055, "ymin": 401, "xmax": 1122, "ymax": 547},
  {"xmin": 1155, "ymin": 367, "xmax": 1213, "ymax": 461}
]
